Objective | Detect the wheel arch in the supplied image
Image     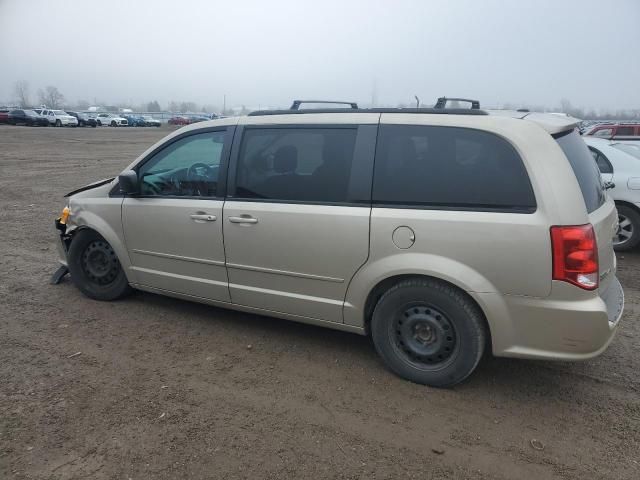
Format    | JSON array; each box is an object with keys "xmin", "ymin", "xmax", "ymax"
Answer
[
  {"xmin": 65, "ymin": 211, "xmax": 134, "ymax": 283},
  {"xmin": 360, "ymin": 273, "xmax": 492, "ymax": 348},
  {"xmin": 614, "ymin": 199, "xmax": 640, "ymax": 214}
]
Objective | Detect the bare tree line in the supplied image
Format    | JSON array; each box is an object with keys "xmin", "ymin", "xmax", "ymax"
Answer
[{"xmin": 6, "ymin": 79, "xmax": 640, "ymax": 119}]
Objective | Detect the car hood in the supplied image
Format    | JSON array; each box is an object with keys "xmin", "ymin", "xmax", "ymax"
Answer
[{"xmin": 65, "ymin": 177, "xmax": 115, "ymax": 197}]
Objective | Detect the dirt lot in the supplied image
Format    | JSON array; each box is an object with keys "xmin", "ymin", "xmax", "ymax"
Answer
[{"xmin": 0, "ymin": 125, "xmax": 638, "ymax": 479}]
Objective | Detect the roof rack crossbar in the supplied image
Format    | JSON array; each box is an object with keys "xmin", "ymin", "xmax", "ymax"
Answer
[
  {"xmin": 290, "ymin": 100, "xmax": 358, "ymax": 110},
  {"xmin": 435, "ymin": 97, "xmax": 481, "ymax": 110}
]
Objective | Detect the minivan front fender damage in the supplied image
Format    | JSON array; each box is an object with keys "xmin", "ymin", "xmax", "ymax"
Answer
[
  {"xmin": 343, "ymin": 252, "xmax": 500, "ymax": 326},
  {"xmin": 64, "ymin": 200, "xmax": 137, "ymax": 284}
]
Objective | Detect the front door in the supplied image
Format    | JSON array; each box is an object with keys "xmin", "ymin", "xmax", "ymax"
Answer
[
  {"xmin": 223, "ymin": 122, "xmax": 377, "ymax": 322},
  {"xmin": 122, "ymin": 127, "xmax": 233, "ymax": 301}
]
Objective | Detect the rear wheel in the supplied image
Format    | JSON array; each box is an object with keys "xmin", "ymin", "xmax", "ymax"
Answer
[
  {"xmin": 55, "ymin": 119, "xmax": 62, "ymax": 127},
  {"xmin": 67, "ymin": 230, "xmax": 132, "ymax": 301},
  {"xmin": 371, "ymin": 278, "xmax": 486, "ymax": 388},
  {"xmin": 614, "ymin": 205, "xmax": 640, "ymax": 251}
]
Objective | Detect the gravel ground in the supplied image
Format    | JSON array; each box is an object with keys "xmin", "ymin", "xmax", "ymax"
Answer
[{"xmin": 1, "ymin": 125, "xmax": 639, "ymax": 479}]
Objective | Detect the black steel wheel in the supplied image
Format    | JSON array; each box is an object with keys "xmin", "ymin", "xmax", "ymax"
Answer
[
  {"xmin": 81, "ymin": 239, "xmax": 120, "ymax": 285},
  {"xmin": 392, "ymin": 304, "xmax": 458, "ymax": 370},
  {"xmin": 67, "ymin": 229, "xmax": 132, "ymax": 301},
  {"xmin": 371, "ymin": 278, "xmax": 486, "ymax": 387}
]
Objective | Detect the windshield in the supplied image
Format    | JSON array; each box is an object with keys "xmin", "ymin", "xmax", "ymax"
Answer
[
  {"xmin": 53, "ymin": 110, "xmax": 66, "ymax": 115},
  {"xmin": 555, "ymin": 129, "xmax": 605, "ymax": 213},
  {"xmin": 23, "ymin": 110, "xmax": 36, "ymax": 115},
  {"xmin": 612, "ymin": 143, "xmax": 640, "ymax": 160}
]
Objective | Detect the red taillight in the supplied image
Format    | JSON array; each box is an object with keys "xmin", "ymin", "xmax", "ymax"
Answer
[{"xmin": 550, "ymin": 224, "xmax": 599, "ymax": 290}]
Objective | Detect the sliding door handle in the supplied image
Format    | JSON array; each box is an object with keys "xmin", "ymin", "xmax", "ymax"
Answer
[
  {"xmin": 228, "ymin": 216, "xmax": 258, "ymax": 224},
  {"xmin": 190, "ymin": 214, "xmax": 217, "ymax": 222}
]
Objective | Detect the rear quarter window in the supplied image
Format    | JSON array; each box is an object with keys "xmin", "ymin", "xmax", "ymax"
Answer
[
  {"xmin": 555, "ymin": 129, "xmax": 605, "ymax": 213},
  {"xmin": 372, "ymin": 125, "xmax": 536, "ymax": 212}
]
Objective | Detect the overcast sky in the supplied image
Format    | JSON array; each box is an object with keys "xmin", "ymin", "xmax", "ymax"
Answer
[{"xmin": 0, "ymin": 0, "xmax": 638, "ymax": 111}]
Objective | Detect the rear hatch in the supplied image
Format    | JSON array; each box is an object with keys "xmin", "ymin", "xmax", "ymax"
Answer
[{"xmin": 555, "ymin": 129, "xmax": 617, "ymax": 293}]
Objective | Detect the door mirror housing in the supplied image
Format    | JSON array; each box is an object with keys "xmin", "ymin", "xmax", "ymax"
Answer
[{"xmin": 118, "ymin": 170, "xmax": 139, "ymax": 195}]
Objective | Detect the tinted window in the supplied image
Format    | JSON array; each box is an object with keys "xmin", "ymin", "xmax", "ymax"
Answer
[
  {"xmin": 235, "ymin": 128, "xmax": 357, "ymax": 203},
  {"xmin": 615, "ymin": 126, "xmax": 634, "ymax": 136},
  {"xmin": 138, "ymin": 131, "xmax": 226, "ymax": 197},
  {"xmin": 372, "ymin": 125, "xmax": 536, "ymax": 211},
  {"xmin": 589, "ymin": 147, "xmax": 613, "ymax": 174},
  {"xmin": 556, "ymin": 130, "xmax": 605, "ymax": 213}
]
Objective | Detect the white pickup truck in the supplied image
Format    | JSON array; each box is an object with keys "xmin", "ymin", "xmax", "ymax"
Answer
[
  {"xmin": 95, "ymin": 113, "xmax": 128, "ymax": 127},
  {"xmin": 39, "ymin": 109, "xmax": 79, "ymax": 127}
]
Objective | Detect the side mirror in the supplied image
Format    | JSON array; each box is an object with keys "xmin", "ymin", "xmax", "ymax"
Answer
[{"xmin": 118, "ymin": 170, "xmax": 139, "ymax": 195}]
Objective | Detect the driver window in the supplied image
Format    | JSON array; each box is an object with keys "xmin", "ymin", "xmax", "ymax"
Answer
[{"xmin": 138, "ymin": 130, "xmax": 226, "ymax": 197}]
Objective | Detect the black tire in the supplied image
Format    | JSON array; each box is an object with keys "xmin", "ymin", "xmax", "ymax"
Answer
[
  {"xmin": 371, "ymin": 278, "xmax": 486, "ymax": 388},
  {"xmin": 67, "ymin": 229, "xmax": 132, "ymax": 301},
  {"xmin": 55, "ymin": 119, "xmax": 62, "ymax": 127},
  {"xmin": 614, "ymin": 205, "xmax": 640, "ymax": 252},
  {"xmin": 111, "ymin": 121, "xmax": 117, "ymax": 127},
  {"xmin": 97, "ymin": 120, "xmax": 102, "ymax": 126}
]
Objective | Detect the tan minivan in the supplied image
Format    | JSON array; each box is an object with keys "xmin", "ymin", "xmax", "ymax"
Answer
[{"xmin": 53, "ymin": 100, "xmax": 624, "ymax": 387}]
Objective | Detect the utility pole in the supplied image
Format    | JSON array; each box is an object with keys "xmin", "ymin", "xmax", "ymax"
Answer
[{"xmin": 223, "ymin": 94, "xmax": 226, "ymax": 114}]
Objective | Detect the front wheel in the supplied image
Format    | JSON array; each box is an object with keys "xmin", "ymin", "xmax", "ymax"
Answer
[
  {"xmin": 111, "ymin": 121, "xmax": 117, "ymax": 127},
  {"xmin": 67, "ymin": 230, "xmax": 132, "ymax": 301},
  {"xmin": 55, "ymin": 119, "xmax": 62, "ymax": 127},
  {"xmin": 614, "ymin": 205, "xmax": 640, "ymax": 251},
  {"xmin": 371, "ymin": 278, "xmax": 486, "ymax": 388},
  {"xmin": 97, "ymin": 120, "xmax": 102, "ymax": 126}
]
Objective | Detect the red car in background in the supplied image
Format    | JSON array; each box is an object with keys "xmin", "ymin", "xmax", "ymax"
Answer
[
  {"xmin": 168, "ymin": 116, "xmax": 190, "ymax": 126},
  {"xmin": 0, "ymin": 109, "xmax": 10, "ymax": 123},
  {"xmin": 585, "ymin": 123, "xmax": 640, "ymax": 140}
]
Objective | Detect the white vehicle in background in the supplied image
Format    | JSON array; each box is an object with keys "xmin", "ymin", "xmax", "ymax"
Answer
[
  {"xmin": 95, "ymin": 113, "xmax": 128, "ymax": 127},
  {"xmin": 40, "ymin": 109, "xmax": 78, "ymax": 127},
  {"xmin": 584, "ymin": 136, "xmax": 640, "ymax": 251}
]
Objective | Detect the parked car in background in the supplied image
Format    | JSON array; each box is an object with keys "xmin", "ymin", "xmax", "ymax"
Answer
[
  {"xmin": 0, "ymin": 108, "xmax": 10, "ymax": 123},
  {"xmin": 583, "ymin": 136, "xmax": 640, "ymax": 251},
  {"xmin": 585, "ymin": 123, "xmax": 640, "ymax": 140},
  {"xmin": 168, "ymin": 115, "xmax": 190, "ymax": 125},
  {"xmin": 96, "ymin": 113, "xmax": 128, "ymax": 127},
  {"xmin": 8, "ymin": 109, "xmax": 49, "ymax": 126},
  {"xmin": 40, "ymin": 109, "xmax": 79, "ymax": 127},
  {"xmin": 66, "ymin": 111, "xmax": 97, "ymax": 127},
  {"xmin": 187, "ymin": 115, "xmax": 210, "ymax": 124},
  {"xmin": 52, "ymin": 101, "xmax": 623, "ymax": 387},
  {"xmin": 123, "ymin": 115, "xmax": 146, "ymax": 127},
  {"xmin": 66, "ymin": 111, "xmax": 96, "ymax": 127},
  {"xmin": 141, "ymin": 115, "xmax": 161, "ymax": 127}
]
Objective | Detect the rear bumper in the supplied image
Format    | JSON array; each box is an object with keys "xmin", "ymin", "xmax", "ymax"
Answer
[{"xmin": 474, "ymin": 277, "xmax": 624, "ymax": 360}]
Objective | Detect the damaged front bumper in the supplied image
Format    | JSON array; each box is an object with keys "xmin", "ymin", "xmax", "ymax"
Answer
[{"xmin": 51, "ymin": 217, "xmax": 70, "ymax": 284}]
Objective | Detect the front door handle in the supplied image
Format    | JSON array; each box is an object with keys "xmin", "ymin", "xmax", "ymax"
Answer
[
  {"xmin": 190, "ymin": 214, "xmax": 217, "ymax": 222},
  {"xmin": 228, "ymin": 216, "xmax": 258, "ymax": 224}
]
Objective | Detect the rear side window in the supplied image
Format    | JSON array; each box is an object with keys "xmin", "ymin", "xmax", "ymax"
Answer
[
  {"xmin": 372, "ymin": 125, "xmax": 536, "ymax": 212},
  {"xmin": 235, "ymin": 127, "xmax": 357, "ymax": 203},
  {"xmin": 588, "ymin": 147, "xmax": 613, "ymax": 174},
  {"xmin": 615, "ymin": 126, "xmax": 634, "ymax": 136},
  {"xmin": 555, "ymin": 129, "xmax": 605, "ymax": 213}
]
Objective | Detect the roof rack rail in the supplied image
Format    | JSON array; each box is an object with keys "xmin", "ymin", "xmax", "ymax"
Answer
[
  {"xmin": 247, "ymin": 107, "xmax": 488, "ymax": 116},
  {"xmin": 435, "ymin": 97, "xmax": 480, "ymax": 110},
  {"xmin": 290, "ymin": 100, "xmax": 358, "ymax": 110}
]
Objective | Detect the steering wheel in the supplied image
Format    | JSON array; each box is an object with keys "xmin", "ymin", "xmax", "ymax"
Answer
[{"xmin": 186, "ymin": 163, "xmax": 213, "ymax": 196}]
